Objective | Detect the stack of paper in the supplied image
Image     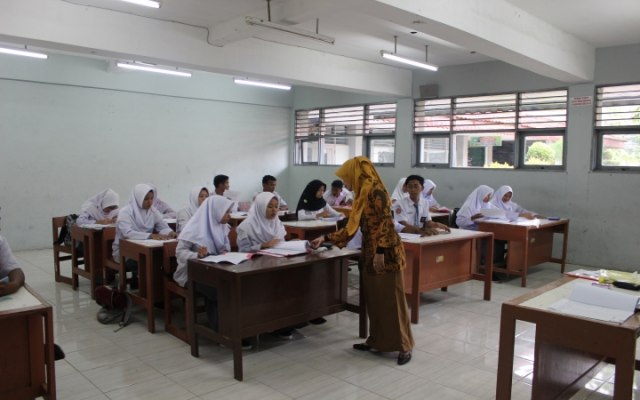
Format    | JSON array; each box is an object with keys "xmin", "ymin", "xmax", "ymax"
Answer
[
  {"xmin": 201, "ymin": 252, "xmax": 251, "ymax": 265},
  {"xmin": 259, "ymin": 240, "xmax": 310, "ymax": 257},
  {"xmin": 548, "ymin": 281, "xmax": 640, "ymax": 323}
]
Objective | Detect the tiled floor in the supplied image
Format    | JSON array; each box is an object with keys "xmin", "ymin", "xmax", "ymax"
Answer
[{"xmin": 14, "ymin": 248, "xmax": 638, "ymax": 399}]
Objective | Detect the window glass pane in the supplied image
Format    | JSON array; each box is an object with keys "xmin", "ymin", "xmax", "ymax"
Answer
[
  {"xmin": 523, "ymin": 135, "xmax": 564, "ymax": 166},
  {"xmin": 414, "ymin": 98, "xmax": 451, "ymax": 132},
  {"xmin": 451, "ymin": 132, "xmax": 515, "ymax": 168},
  {"xmin": 301, "ymin": 139, "xmax": 318, "ymax": 163},
  {"xmin": 601, "ymin": 133, "xmax": 640, "ymax": 167},
  {"xmin": 323, "ymin": 106, "xmax": 364, "ymax": 135},
  {"xmin": 454, "ymin": 94, "xmax": 516, "ymax": 131},
  {"xmin": 369, "ymin": 138, "xmax": 395, "ymax": 164},
  {"xmin": 418, "ymin": 137, "xmax": 449, "ymax": 164},
  {"xmin": 366, "ymin": 104, "xmax": 396, "ymax": 134},
  {"xmin": 321, "ymin": 136, "xmax": 362, "ymax": 165},
  {"xmin": 519, "ymin": 90, "xmax": 567, "ymax": 129},
  {"xmin": 295, "ymin": 110, "xmax": 320, "ymax": 137}
]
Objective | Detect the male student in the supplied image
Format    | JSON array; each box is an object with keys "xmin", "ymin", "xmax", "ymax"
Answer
[
  {"xmin": 323, "ymin": 179, "xmax": 353, "ymax": 207},
  {"xmin": 213, "ymin": 174, "xmax": 238, "ymax": 212},
  {"xmin": 252, "ymin": 175, "xmax": 288, "ymax": 210},
  {"xmin": 394, "ymin": 175, "xmax": 449, "ymax": 235}
]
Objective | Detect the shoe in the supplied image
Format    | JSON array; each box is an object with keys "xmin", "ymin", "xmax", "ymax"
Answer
[
  {"xmin": 353, "ymin": 343, "xmax": 372, "ymax": 351},
  {"xmin": 397, "ymin": 351, "xmax": 412, "ymax": 365},
  {"xmin": 492, "ymin": 272, "xmax": 503, "ymax": 282},
  {"xmin": 53, "ymin": 344, "xmax": 65, "ymax": 361},
  {"xmin": 309, "ymin": 317, "xmax": 326, "ymax": 325},
  {"xmin": 241, "ymin": 339, "xmax": 253, "ymax": 350},
  {"xmin": 274, "ymin": 329, "xmax": 294, "ymax": 340}
]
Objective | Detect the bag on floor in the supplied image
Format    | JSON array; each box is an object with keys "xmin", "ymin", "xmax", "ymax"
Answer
[{"xmin": 95, "ymin": 285, "xmax": 132, "ymax": 328}]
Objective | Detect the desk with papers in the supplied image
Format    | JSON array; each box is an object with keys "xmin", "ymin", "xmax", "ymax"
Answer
[{"xmin": 496, "ymin": 277, "xmax": 640, "ymax": 400}]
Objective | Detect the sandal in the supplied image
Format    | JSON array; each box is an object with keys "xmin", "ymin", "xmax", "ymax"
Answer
[
  {"xmin": 397, "ymin": 351, "xmax": 412, "ymax": 365},
  {"xmin": 353, "ymin": 343, "xmax": 372, "ymax": 351}
]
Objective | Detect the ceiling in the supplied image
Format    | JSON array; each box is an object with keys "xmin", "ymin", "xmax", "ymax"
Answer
[{"xmin": 1, "ymin": 0, "xmax": 639, "ymax": 96}]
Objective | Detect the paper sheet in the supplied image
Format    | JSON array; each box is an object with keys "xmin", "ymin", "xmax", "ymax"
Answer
[{"xmin": 201, "ymin": 252, "xmax": 251, "ymax": 264}]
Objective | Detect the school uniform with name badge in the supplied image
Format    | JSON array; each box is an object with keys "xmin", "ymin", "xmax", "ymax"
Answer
[{"xmin": 394, "ymin": 195, "xmax": 431, "ymax": 228}]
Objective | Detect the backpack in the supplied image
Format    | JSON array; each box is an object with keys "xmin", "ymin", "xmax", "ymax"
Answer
[
  {"xmin": 54, "ymin": 213, "xmax": 78, "ymax": 247},
  {"xmin": 95, "ymin": 285, "xmax": 132, "ymax": 330}
]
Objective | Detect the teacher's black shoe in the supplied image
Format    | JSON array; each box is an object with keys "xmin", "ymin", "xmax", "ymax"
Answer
[
  {"xmin": 353, "ymin": 343, "xmax": 372, "ymax": 351},
  {"xmin": 54, "ymin": 344, "xmax": 65, "ymax": 361},
  {"xmin": 397, "ymin": 351, "xmax": 412, "ymax": 365},
  {"xmin": 309, "ymin": 317, "xmax": 326, "ymax": 325}
]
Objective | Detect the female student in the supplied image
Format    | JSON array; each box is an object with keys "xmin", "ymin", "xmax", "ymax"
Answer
[
  {"xmin": 236, "ymin": 192, "xmax": 287, "ymax": 253},
  {"xmin": 390, "ymin": 177, "xmax": 408, "ymax": 205},
  {"xmin": 176, "ymin": 186, "xmax": 210, "ymax": 233},
  {"xmin": 295, "ymin": 179, "xmax": 343, "ymax": 221},
  {"xmin": 421, "ymin": 179, "xmax": 443, "ymax": 212},
  {"xmin": 113, "ymin": 184, "xmax": 176, "ymax": 279},
  {"xmin": 491, "ymin": 185, "xmax": 540, "ymax": 220},
  {"xmin": 149, "ymin": 184, "xmax": 177, "ymax": 218},
  {"xmin": 455, "ymin": 185, "xmax": 496, "ymax": 230},
  {"xmin": 77, "ymin": 188, "xmax": 120, "ymax": 225}
]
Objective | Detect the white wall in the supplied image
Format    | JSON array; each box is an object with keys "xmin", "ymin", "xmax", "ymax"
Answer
[
  {"xmin": 290, "ymin": 44, "xmax": 640, "ymax": 271},
  {"xmin": 0, "ymin": 53, "xmax": 293, "ymax": 250}
]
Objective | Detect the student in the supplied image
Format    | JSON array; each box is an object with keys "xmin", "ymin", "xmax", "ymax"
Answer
[
  {"xmin": 491, "ymin": 185, "xmax": 540, "ymax": 220},
  {"xmin": 390, "ymin": 177, "xmax": 408, "ymax": 205},
  {"xmin": 1, "ymin": 219, "xmax": 66, "ymax": 360},
  {"xmin": 173, "ymin": 195, "xmax": 252, "ymax": 349},
  {"xmin": 77, "ymin": 189, "xmax": 120, "ymax": 226},
  {"xmin": 213, "ymin": 174, "xmax": 239, "ymax": 212},
  {"xmin": 455, "ymin": 185, "xmax": 496, "ymax": 230},
  {"xmin": 236, "ymin": 192, "xmax": 287, "ymax": 253},
  {"xmin": 323, "ymin": 179, "xmax": 353, "ymax": 207},
  {"xmin": 149, "ymin": 184, "xmax": 176, "ymax": 218},
  {"xmin": 252, "ymin": 175, "xmax": 288, "ymax": 210},
  {"xmin": 421, "ymin": 179, "xmax": 443, "ymax": 212},
  {"xmin": 113, "ymin": 184, "xmax": 176, "ymax": 287},
  {"xmin": 295, "ymin": 179, "xmax": 343, "ymax": 221},
  {"xmin": 394, "ymin": 175, "xmax": 449, "ymax": 235},
  {"xmin": 176, "ymin": 186, "xmax": 209, "ymax": 233}
]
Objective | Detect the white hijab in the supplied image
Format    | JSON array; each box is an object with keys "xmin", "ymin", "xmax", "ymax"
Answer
[
  {"xmin": 457, "ymin": 185, "xmax": 494, "ymax": 220},
  {"xmin": 178, "ymin": 195, "xmax": 233, "ymax": 254},
  {"xmin": 491, "ymin": 185, "xmax": 517, "ymax": 211},
  {"xmin": 391, "ymin": 177, "xmax": 408, "ymax": 203},
  {"xmin": 421, "ymin": 179, "xmax": 437, "ymax": 201},
  {"xmin": 183, "ymin": 186, "xmax": 209, "ymax": 220},
  {"xmin": 80, "ymin": 189, "xmax": 119, "ymax": 220},
  {"xmin": 124, "ymin": 183, "xmax": 157, "ymax": 231},
  {"xmin": 237, "ymin": 192, "xmax": 286, "ymax": 244}
]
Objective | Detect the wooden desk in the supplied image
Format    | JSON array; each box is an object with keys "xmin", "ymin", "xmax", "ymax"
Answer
[
  {"xmin": 187, "ymin": 248, "xmax": 360, "ymax": 381},
  {"xmin": 333, "ymin": 206, "xmax": 352, "ymax": 217},
  {"xmin": 401, "ymin": 229, "xmax": 493, "ymax": 323},
  {"xmin": 119, "ymin": 239, "xmax": 172, "ymax": 333},
  {"xmin": 0, "ymin": 285, "xmax": 56, "ymax": 399},
  {"xmin": 496, "ymin": 277, "xmax": 640, "ymax": 399},
  {"xmin": 282, "ymin": 220, "xmax": 338, "ymax": 240},
  {"xmin": 477, "ymin": 218, "xmax": 569, "ymax": 287},
  {"xmin": 71, "ymin": 224, "xmax": 112, "ymax": 299}
]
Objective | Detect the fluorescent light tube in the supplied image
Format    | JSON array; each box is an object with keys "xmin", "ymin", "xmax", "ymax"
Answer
[
  {"xmin": 116, "ymin": 62, "xmax": 191, "ymax": 77},
  {"xmin": 0, "ymin": 47, "xmax": 48, "ymax": 59},
  {"xmin": 234, "ymin": 78, "xmax": 291, "ymax": 90},
  {"xmin": 245, "ymin": 16, "xmax": 335, "ymax": 45},
  {"xmin": 381, "ymin": 51, "xmax": 438, "ymax": 71},
  {"xmin": 119, "ymin": 0, "xmax": 160, "ymax": 8}
]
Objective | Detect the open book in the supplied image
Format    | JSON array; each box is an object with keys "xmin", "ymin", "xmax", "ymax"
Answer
[
  {"xmin": 201, "ymin": 252, "xmax": 252, "ymax": 265},
  {"xmin": 258, "ymin": 240, "xmax": 310, "ymax": 257},
  {"xmin": 548, "ymin": 281, "xmax": 640, "ymax": 323}
]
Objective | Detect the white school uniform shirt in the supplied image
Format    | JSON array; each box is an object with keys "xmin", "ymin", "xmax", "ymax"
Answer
[
  {"xmin": 297, "ymin": 204, "xmax": 343, "ymax": 221},
  {"xmin": 393, "ymin": 196, "xmax": 431, "ymax": 227},
  {"xmin": 174, "ymin": 195, "xmax": 233, "ymax": 287},
  {"xmin": 112, "ymin": 184, "xmax": 173, "ymax": 260},
  {"xmin": 490, "ymin": 185, "xmax": 532, "ymax": 221},
  {"xmin": 0, "ymin": 235, "xmax": 19, "ymax": 279},
  {"xmin": 323, "ymin": 188, "xmax": 352, "ymax": 207},
  {"xmin": 456, "ymin": 185, "xmax": 496, "ymax": 230},
  {"xmin": 77, "ymin": 188, "xmax": 120, "ymax": 226},
  {"xmin": 237, "ymin": 192, "xmax": 287, "ymax": 253},
  {"xmin": 252, "ymin": 191, "xmax": 287, "ymax": 208}
]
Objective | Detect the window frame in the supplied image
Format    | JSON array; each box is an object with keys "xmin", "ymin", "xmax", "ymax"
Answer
[
  {"xmin": 413, "ymin": 88, "xmax": 568, "ymax": 170},
  {"xmin": 294, "ymin": 102, "xmax": 397, "ymax": 167},
  {"xmin": 593, "ymin": 82, "xmax": 640, "ymax": 172}
]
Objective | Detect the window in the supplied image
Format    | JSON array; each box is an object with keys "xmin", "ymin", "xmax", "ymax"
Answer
[
  {"xmin": 414, "ymin": 89, "xmax": 567, "ymax": 169},
  {"xmin": 294, "ymin": 103, "xmax": 396, "ymax": 166},
  {"xmin": 595, "ymin": 83, "xmax": 640, "ymax": 170}
]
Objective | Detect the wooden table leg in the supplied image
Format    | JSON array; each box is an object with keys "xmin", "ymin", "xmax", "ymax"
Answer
[{"xmin": 496, "ymin": 304, "xmax": 517, "ymax": 400}]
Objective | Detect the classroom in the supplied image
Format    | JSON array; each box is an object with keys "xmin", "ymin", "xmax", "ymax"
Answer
[{"xmin": 1, "ymin": 1, "xmax": 639, "ymax": 399}]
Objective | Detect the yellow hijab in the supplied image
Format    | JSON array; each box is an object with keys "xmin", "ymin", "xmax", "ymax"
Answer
[{"xmin": 335, "ymin": 156, "xmax": 386, "ymax": 236}]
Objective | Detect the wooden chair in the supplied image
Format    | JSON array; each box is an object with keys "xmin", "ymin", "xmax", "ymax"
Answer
[
  {"xmin": 162, "ymin": 241, "xmax": 192, "ymax": 343},
  {"xmin": 100, "ymin": 227, "xmax": 127, "ymax": 291},
  {"xmin": 71, "ymin": 225, "xmax": 106, "ymax": 299},
  {"xmin": 52, "ymin": 216, "xmax": 73, "ymax": 285}
]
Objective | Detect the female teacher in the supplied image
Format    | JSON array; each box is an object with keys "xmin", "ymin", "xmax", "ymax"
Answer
[{"xmin": 310, "ymin": 156, "xmax": 413, "ymax": 365}]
